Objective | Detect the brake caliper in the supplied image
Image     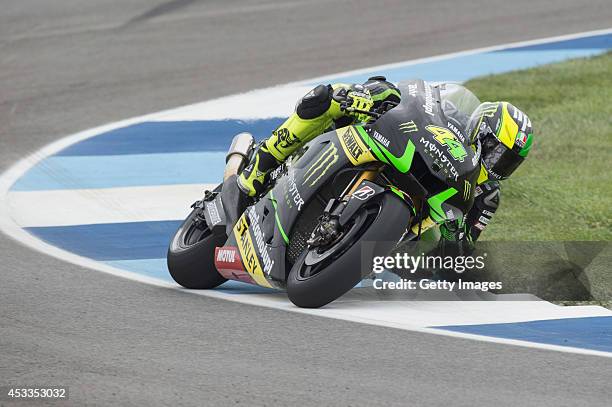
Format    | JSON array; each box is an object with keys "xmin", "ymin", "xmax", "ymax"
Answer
[{"xmin": 307, "ymin": 199, "xmax": 343, "ymax": 247}]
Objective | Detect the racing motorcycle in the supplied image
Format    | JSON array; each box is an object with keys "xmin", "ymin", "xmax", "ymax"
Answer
[{"xmin": 167, "ymin": 80, "xmax": 481, "ymax": 308}]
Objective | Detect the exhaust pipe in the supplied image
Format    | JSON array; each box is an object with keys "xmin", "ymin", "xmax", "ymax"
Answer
[{"xmin": 224, "ymin": 132, "xmax": 254, "ymax": 181}]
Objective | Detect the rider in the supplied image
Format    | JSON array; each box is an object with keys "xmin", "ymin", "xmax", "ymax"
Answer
[{"xmin": 236, "ymin": 76, "xmax": 533, "ymax": 250}]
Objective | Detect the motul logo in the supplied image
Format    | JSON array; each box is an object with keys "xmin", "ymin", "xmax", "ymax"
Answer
[{"xmin": 216, "ymin": 248, "xmax": 236, "ymax": 263}]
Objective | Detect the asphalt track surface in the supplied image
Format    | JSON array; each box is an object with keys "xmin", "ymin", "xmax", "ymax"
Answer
[{"xmin": 1, "ymin": 1, "xmax": 611, "ymax": 405}]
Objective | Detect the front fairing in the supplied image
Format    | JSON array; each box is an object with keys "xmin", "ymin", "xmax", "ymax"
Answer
[{"xmin": 365, "ymin": 79, "xmax": 481, "ymax": 221}]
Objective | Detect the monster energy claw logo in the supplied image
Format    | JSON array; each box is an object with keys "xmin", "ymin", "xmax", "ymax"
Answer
[
  {"xmin": 399, "ymin": 121, "xmax": 418, "ymax": 133},
  {"xmin": 303, "ymin": 143, "xmax": 339, "ymax": 187},
  {"xmin": 480, "ymin": 103, "xmax": 498, "ymax": 118},
  {"xmin": 463, "ymin": 180, "xmax": 471, "ymax": 200}
]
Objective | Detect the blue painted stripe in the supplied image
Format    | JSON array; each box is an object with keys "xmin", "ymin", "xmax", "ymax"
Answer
[
  {"xmin": 314, "ymin": 49, "xmax": 605, "ymax": 85},
  {"xmin": 318, "ymin": 33, "xmax": 611, "ymax": 85},
  {"xmin": 105, "ymin": 258, "xmax": 174, "ymax": 280},
  {"xmin": 436, "ymin": 316, "xmax": 612, "ymax": 353},
  {"xmin": 503, "ymin": 33, "xmax": 612, "ymax": 51},
  {"xmin": 56, "ymin": 119, "xmax": 285, "ymax": 157},
  {"xmin": 10, "ymin": 151, "xmax": 225, "ymax": 191},
  {"xmin": 25, "ymin": 220, "xmax": 180, "ymax": 261}
]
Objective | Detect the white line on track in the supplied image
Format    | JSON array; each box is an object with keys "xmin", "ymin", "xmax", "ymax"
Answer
[
  {"xmin": 7, "ymin": 184, "xmax": 217, "ymax": 227},
  {"xmin": 1, "ymin": 28, "xmax": 611, "ymax": 358}
]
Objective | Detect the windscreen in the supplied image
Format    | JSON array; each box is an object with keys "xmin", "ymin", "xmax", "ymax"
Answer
[
  {"xmin": 395, "ymin": 80, "xmax": 482, "ymax": 128},
  {"xmin": 437, "ymin": 82, "xmax": 482, "ymax": 127}
]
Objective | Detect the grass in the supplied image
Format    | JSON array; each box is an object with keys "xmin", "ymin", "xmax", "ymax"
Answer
[
  {"xmin": 463, "ymin": 53, "xmax": 612, "ymax": 308},
  {"xmin": 464, "ymin": 52, "xmax": 612, "ymax": 241}
]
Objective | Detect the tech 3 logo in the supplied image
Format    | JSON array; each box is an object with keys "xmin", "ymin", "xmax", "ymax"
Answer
[
  {"xmin": 302, "ymin": 142, "xmax": 339, "ymax": 187},
  {"xmin": 426, "ymin": 125, "xmax": 467, "ymax": 162}
]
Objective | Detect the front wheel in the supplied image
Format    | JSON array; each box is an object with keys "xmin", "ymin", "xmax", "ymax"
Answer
[
  {"xmin": 287, "ymin": 193, "xmax": 410, "ymax": 308},
  {"xmin": 167, "ymin": 204, "xmax": 227, "ymax": 289}
]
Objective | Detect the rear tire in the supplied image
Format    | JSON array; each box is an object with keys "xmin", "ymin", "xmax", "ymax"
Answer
[
  {"xmin": 287, "ymin": 192, "xmax": 410, "ymax": 308},
  {"xmin": 167, "ymin": 206, "xmax": 227, "ymax": 289}
]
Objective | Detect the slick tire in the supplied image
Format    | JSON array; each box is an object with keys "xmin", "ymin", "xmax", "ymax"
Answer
[
  {"xmin": 167, "ymin": 206, "xmax": 227, "ymax": 289},
  {"xmin": 287, "ymin": 192, "xmax": 409, "ymax": 308}
]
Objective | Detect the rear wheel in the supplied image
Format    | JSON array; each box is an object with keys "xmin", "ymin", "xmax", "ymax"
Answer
[
  {"xmin": 167, "ymin": 204, "xmax": 227, "ymax": 289},
  {"xmin": 287, "ymin": 192, "xmax": 410, "ymax": 308}
]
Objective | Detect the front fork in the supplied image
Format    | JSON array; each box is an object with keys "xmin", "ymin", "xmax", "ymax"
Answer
[
  {"xmin": 345, "ymin": 168, "xmax": 382, "ymax": 195},
  {"xmin": 307, "ymin": 167, "xmax": 383, "ymax": 248}
]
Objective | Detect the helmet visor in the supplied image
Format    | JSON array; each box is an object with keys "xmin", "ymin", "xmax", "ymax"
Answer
[{"xmin": 481, "ymin": 135, "xmax": 524, "ymax": 179}]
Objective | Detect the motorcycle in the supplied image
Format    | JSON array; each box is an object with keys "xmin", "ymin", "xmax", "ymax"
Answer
[{"xmin": 167, "ymin": 80, "xmax": 481, "ymax": 308}]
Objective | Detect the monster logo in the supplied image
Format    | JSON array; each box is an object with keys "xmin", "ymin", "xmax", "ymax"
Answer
[
  {"xmin": 398, "ymin": 121, "xmax": 418, "ymax": 134},
  {"xmin": 480, "ymin": 103, "xmax": 498, "ymax": 118},
  {"xmin": 303, "ymin": 142, "xmax": 339, "ymax": 186},
  {"xmin": 463, "ymin": 180, "xmax": 471, "ymax": 201}
]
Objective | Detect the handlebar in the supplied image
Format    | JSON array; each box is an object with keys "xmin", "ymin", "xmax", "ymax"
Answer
[
  {"xmin": 340, "ymin": 99, "xmax": 399, "ymax": 120},
  {"xmin": 342, "ymin": 106, "xmax": 382, "ymax": 119}
]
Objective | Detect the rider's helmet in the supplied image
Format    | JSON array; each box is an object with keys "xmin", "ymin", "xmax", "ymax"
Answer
[{"xmin": 466, "ymin": 101, "xmax": 534, "ymax": 180}]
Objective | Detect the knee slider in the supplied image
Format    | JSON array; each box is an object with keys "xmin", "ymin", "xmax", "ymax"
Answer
[{"xmin": 296, "ymin": 84, "xmax": 333, "ymax": 119}]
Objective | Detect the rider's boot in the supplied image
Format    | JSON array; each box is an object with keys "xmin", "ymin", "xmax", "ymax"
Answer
[
  {"xmin": 237, "ymin": 144, "xmax": 280, "ymax": 197},
  {"xmin": 236, "ymin": 84, "xmax": 343, "ymax": 198}
]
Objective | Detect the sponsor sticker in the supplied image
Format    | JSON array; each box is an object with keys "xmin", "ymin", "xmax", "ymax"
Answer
[
  {"xmin": 338, "ymin": 127, "xmax": 375, "ymax": 166},
  {"xmin": 205, "ymin": 200, "xmax": 222, "ymax": 226},
  {"xmin": 353, "ymin": 185, "xmax": 376, "ymax": 200},
  {"xmin": 372, "ymin": 130, "xmax": 390, "ymax": 147},
  {"xmin": 286, "ymin": 169, "xmax": 305, "ymax": 211},
  {"xmin": 515, "ymin": 131, "xmax": 528, "ymax": 147},
  {"xmin": 419, "ymin": 136, "xmax": 460, "ymax": 181},
  {"xmin": 398, "ymin": 121, "xmax": 418, "ymax": 134},
  {"xmin": 303, "ymin": 142, "xmax": 339, "ymax": 186},
  {"xmin": 247, "ymin": 206, "xmax": 275, "ymax": 276},
  {"xmin": 233, "ymin": 215, "xmax": 272, "ymax": 288},
  {"xmin": 478, "ymin": 215, "xmax": 490, "ymax": 225},
  {"xmin": 216, "ymin": 247, "xmax": 237, "ymax": 263},
  {"xmin": 463, "ymin": 180, "xmax": 471, "ymax": 201},
  {"xmin": 407, "ymin": 83, "xmax": 418, "ymax": 97},
  {"xmin": 426, "ymin": 125, "xmax": 467, "ymax": 162},
  {"xmin": 422, "ymin": 84, "xmax": 436, "ymax": 117}
]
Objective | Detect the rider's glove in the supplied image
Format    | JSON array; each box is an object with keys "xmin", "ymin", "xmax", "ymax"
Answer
[{"xmin": 339, "ymin": 85, "xmax": 375, "ymax": 123}]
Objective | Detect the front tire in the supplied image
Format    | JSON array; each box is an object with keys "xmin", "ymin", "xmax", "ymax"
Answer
[
  {"xmin": 167, "ymin": 205, "xmax": 227, "ymax": 289},
  {"xmin": 287, "ymin": 192, "xmax": 410, "ymax": 308}
]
